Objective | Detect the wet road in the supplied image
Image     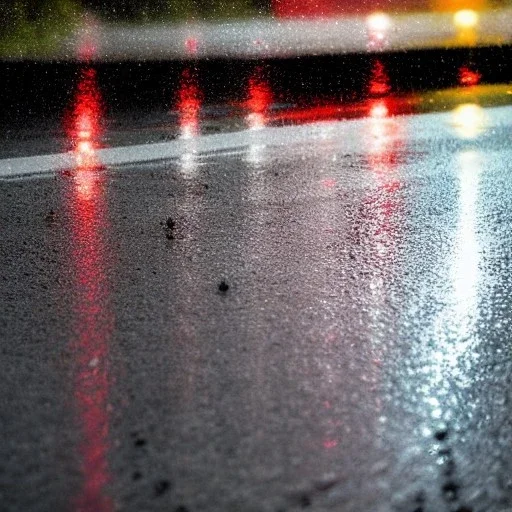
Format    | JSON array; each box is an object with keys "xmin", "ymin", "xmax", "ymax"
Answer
[{"xmin": 2, "ymin": 81, "xmax": 512, "ymax": 512}]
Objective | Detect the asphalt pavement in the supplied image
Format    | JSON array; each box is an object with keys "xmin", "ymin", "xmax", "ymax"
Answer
[{"xmin": 2, "ymin": 92, "xmax": 512, "ymax": 512}]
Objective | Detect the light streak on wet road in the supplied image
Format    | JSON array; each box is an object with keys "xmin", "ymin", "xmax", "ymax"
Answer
[
  {"xmin": 177, "ymin": 68, "xmax": 201, "ymax": 141},
  {"xmin": 67, "ymin": 67, "xmax": 113, "ymax": 512},
  {"xmin": 176, "ymin": 68, "xmax": 202, "ymax": 178}
]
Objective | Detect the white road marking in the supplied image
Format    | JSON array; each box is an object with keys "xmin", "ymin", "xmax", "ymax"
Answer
[{"xmin": 1, "ymin": 105, "xmax": 510, "ymax": 179}]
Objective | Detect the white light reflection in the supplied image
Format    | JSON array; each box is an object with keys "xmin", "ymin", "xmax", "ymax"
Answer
[
  {"xmin": 368, "ymin": 100, "xmax": 395, "ymax": 162},
  {"xmin": 245, "ymin": 143, "xmax": 267, "ymax": 168},
  {"xmin": 366, "ymin": 13, "xmax": 391, "ymax": 51},
  {"xmin": 179, "ymin": 149, "xmax": 199, "ymax": 179},
  {"xmin": 358, "ymin": 100, "xmax": 405, "ymax": 449},
  {"xmin": 176, "ymin": 68, "xmax": 201, "ymax": 178},
  {"xmin": 244, "ymin": 140, "xmax": 268, "ymax": 205},
  {"xmin": 244, "ymin": 69, "xmax": 272, "ymax": 168},
  {"xmin": 434, "ymin": 151, "xmax": 482, "ymax": 371},
  {"xmin": 364, "ymin": 100, "xmax": 404, "ymax": 323},
  {"xmin": 247, "ymin": 113, "xmax": 266, "ymax": 131}
]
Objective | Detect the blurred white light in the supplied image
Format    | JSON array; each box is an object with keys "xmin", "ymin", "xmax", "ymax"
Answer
[
  {"xmin": 451, "ymin": 103, "xmax": 487, "ymax": 139},
  {"xmin": 430, "ymin": 150, "xmax": 482, "ymax": 382},
  {"xmin": 179, "ymin": 151, "xmax": 198, "ymax": 178},
  {"xmin": 453, "ymin": 9, "xmax": 479, "ymax": 29},
  {"xmin": 77, "ymin": 140, "xmax": 93, "ymax": 154},
  {"xmin": 370, "ymin": 101, "xmax": 389, "ymax": 119},
  {"xmin": 246, "ymin": 144, "xmax": 266, "ymax": 166},
  {"xmin": 246, "ymin": 112, "xmax": 265, "ymax": 131},
  {"xmin": 367, "ymin": 13, "xmax": 391, "ymax": 33}
]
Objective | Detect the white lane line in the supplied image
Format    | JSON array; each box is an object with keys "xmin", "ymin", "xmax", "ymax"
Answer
[
  {"xmin": 0, "ymin": 122, "xmax": 355, "ymax": 179},
  {"xmin": 1, "ymin": 105, "xmax": 510, "ymax": 180}
]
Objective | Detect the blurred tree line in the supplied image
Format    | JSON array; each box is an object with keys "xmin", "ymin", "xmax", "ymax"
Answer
[
  {"xmin": 0, "ymin": 0, "xmax": 271, "ymax": 31},
  {"xmin": 0, "ymin": 0, "xmax": 271, "ymax": 56},
  {"xmin": 0, "ymin": 0, "xmax": 81, "ymax": 54},
  {"xmin": 83, "ymin": 0, "xmax": 271, "ymax": 19}
]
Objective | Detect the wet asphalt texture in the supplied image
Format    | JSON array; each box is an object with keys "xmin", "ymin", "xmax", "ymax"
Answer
[{"xmin": 2, "ymin": 105, "xmax": 512, "ymax": 512}]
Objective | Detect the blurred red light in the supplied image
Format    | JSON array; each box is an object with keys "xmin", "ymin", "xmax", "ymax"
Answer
[
  {"xmin": 459, "ymin": 66, "xmax": 481, "ymax": 87},
  {"xmin": 368, "ymin": 59, "xmax": 391, "ymax": 97},
  {"xmin": 68, "ymin": 68, "xmax": 102, "ymax": 165},
  {"xmin": 185, "ymin": 37, "xmax": 198, "ymax": 55},
  {"xmin": 322, "ymin": 178, "xmax": 337, "ymax": 188},
  {"xmin": 177, "ymin": 68, "xmax": 202, "ymax": 139},
  {"xmin": 323, "ymin": 439, "xmax": 339, "ymax": 449},
  {"xmin": 66, "ymin": 67, "xmax": 104, "ymax": 199},
  {"xmin": 246, "ymin": 68, "xmax": 273, "ymax": 130}
]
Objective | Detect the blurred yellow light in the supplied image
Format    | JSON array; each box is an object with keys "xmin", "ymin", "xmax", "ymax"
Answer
[
  {"xmin": 367, "ymin": 13, "xmax": 391, "ymax": 32},
  {"xmin": 451, "ymin": 103, "xmax": 486, "ymax": 139},
  {"xmin": 453, "ymin": 9, "xmax": 479, "ymax": 29}
]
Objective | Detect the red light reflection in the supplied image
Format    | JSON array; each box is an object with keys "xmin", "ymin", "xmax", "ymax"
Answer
[
  {"xmin": 458, "ymin": 66, "xmax": 481, "ymax": 87},
  {"xmin": 185, "ymin": 37, "xmax": 198, "ymax": 55},
  {"xmin": 71, "ymin": 182, "xmax": 113, "ymax": 512},
  {"xmin": 272, "ymin": 0, "xmax": 334, "ymax": 17},
  {"xmin": 321, "ymin": 177, "xmax": 337, "ymax": 189},
  {"xmin": 246, "ymin": 68, "xmax": 273, "ymax": 130},
  {"xmin": 70, "ymin": 68, "xmax": 102, "ymax": 151},
  {"xmin": 368, "ymin": 59, "xmax": 391, "ymax": 97},
  {"xmin": 321, "ymin": 395, "xmax": 343, "ymax": 452},
  {"xmin": 367, "ymin": 99, "xmax": 402, "ymax": 170},
  {"xmin": 177, "ymin": 68, "xmax": 202, "ymax": 139},
  {"xmin": 66, "ymin": 67, "xmax": 103, "ymax": 200},
  {"xmin": 77, "ymin": 15, "xmax": 100, "ymax": 61},
  {"xmin": 268, "ymin": 95, "xmax": 418, "ymax": 127},
  {"xmin": 272, "ymin": 0, "xmax": 395, "ymax": 17},
  {"xmin": 65, "ymin": 67, "xmax": 113, "ymax": 512},
  {"xmin": 357, "ymin": 98, "xmax": 405, "ymax": 448},
  {"xmin": 366, "ymin": 98, "xmax": 403, "ymax": 235}
]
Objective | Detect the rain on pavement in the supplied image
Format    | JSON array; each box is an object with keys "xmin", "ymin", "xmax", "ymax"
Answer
[{"xmin": 1, "ymin": 48, "xmax": 512, "ymax": 512}]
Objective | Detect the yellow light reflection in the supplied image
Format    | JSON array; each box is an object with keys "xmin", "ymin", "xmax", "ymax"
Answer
[
  {"xmin": 451, "ymin": 103, "xmax": 487, "ymax": 139},
  {"xmin": 453, "ymin": 9, "xmax": 479, "ymax": 29},
  {"xmin": 453, "ymin": 9, "xmax": 479, "ymax": 46}
]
